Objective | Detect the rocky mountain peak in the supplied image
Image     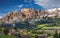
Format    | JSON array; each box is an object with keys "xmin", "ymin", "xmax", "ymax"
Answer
[{"xmin": 0, "ymin": 8, "xmax": 60, "ymax": 24}]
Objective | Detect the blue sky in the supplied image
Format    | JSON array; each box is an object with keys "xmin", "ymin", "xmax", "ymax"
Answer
[{"xmin": 0, "ymin": 0, "xmax": 60, "ymax": 16}]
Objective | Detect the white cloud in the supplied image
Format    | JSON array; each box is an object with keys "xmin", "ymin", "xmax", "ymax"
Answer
[
  {"xmin": 35, "ymin": 0, "xmax": 60, "ymax": 9},
  {"xmin": 18, "ymin": 4, "xmax": 23, "ymax": 7},
  {"xmin": 0, "ymin": 16, "xmax": 3, "ymax": 19},
  {"xmin": 13, "ymin": 17, "xmax": 20, "ymax": 23},
  {"xmin": 24, "ymin": 0, "xmax": 28, "ymax": 2}
]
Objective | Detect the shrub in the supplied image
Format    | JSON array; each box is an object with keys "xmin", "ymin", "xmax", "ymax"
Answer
[{"xmin": 3, "ymin": 28, "xmax": 9, "ymax": 35}]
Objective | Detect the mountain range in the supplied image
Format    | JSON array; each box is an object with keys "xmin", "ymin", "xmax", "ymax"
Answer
[{"xmin": 0, "ymin": 8, "xmax": 60, "ymax": 24}]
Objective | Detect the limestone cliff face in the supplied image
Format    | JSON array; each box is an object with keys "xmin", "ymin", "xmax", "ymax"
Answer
[{"xmin": 1, "ymin": 8, "xmax": 60, "ymax": 24}]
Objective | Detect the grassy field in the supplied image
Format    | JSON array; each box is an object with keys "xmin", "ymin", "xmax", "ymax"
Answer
[
  {"xmin": 0, "ymin": 26, "xmax": 60, "ymax": 38},
  {"xmin": 0, "ymin": 35, "xmax": 16, "ymax": 38}
]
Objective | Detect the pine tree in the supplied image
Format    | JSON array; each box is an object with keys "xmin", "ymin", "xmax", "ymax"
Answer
[
  {"xmin": 53, "ymin": 30, "xmax": 59, "ymax": 38},
  {"xmin": 58, "ymin": 32, "xmax": 60, "ymax": 38}
]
